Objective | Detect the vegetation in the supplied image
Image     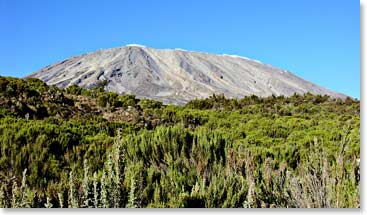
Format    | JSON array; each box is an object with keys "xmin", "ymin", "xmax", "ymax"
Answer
[{"xmin": 0, "ymin": 76, "xmax": 360, "ymax": 208}]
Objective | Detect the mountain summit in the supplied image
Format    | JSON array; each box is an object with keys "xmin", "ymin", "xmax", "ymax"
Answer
[{"xmin": 28, "ymin": 44, "xmax": 346, "ymax": 104}]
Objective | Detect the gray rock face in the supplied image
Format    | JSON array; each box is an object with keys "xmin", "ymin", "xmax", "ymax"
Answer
[{"xmin": 28, "ymin": 44, "xmax": 346, "ymax": 104}]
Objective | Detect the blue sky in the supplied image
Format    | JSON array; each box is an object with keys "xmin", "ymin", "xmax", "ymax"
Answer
[{"xmin": 0, "ymin": 0, "xmax": 360, "ymax": 98}]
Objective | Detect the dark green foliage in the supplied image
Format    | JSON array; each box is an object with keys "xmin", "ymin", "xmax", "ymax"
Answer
[
  {"xmin": 97, "ymin": 92, "xmax": 121, "ymax": 109},
  {"xmin": 0, "ymin": 76, "xmax": 74, "ymax": 119},
  {"xmin": 0, "ymin": 116, "xmax": 134, "ymax": 190},
  {"xmin": 0, "ymin": 76, "xmax": 360, "ymax": 208},
  {"xmin": 65, "ymin": 85, "xmax": 85, "ymax": 95},
  {"xmin": 138, "ymin": 99, "xmax": 163, "ymax": 110},
  {"xmin": 118, "ymin": 94, "xmax": 139, "ymax": 108}
]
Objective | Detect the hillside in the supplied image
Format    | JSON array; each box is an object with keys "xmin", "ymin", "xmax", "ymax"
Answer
[
  {"xmin": 0, "ymin": 76, "xmax": 360, "ymax": 208},
  {"xmin": 28, "ymin": 45, "xmax": 346, "ymax": 104}
]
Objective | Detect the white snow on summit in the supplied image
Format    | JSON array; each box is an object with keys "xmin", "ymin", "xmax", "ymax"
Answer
[
  {"xmin": 125, "ymin": 44, "xmax": 146, "ymax": 48},
  {"xmin": 222, "ymin": 54, "xmax": 262, "ymax": 64}
]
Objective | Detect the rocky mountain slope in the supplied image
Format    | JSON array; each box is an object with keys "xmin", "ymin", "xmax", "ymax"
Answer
[{"xmin": 28, "ymin": 44, "xmax": 346, "ymax": 104}]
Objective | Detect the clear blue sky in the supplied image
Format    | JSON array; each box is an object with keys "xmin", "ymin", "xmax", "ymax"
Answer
[{"xmin": 0, "ymin": 0, "xmax": 360, "ymax": 98}]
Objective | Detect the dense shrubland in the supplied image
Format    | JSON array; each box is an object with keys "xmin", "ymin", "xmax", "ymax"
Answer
[{"xmin": 0, "ymin": 76, "xmax": 360, "ymax": 208}]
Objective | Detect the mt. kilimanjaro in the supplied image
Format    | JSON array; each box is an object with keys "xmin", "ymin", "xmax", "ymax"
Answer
[{"xmin": 28, "ymin": 44, "xmax": 346, "ymax": 104}]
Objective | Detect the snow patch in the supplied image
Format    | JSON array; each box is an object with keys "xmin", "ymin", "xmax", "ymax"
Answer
[
  {"xmin": 175, "ymin": 48, "xmax": 188, "ymax": 51},
  {"xmin": 252, "ymin": 59, "xmax": 262, "ymax": 64},
  {"xmin": 280, "ymin": 70, "xmax": 289, "ymax": 74},
  {"xmin": 222, "ymin": 54, "xmax": 262, "ymax": 64},
  {"xmin": 125, "ymin": 44, "xmax": 146, "ymax": 48}
]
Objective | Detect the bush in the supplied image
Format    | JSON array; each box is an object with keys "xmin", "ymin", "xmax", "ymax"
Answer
[
  {"xmin": 138, "ymin": 99, "xmax": 163, "ymax": 110},
  {"xmin": 98, "ymin": 92, "xmax": 122, "ymax": 109},
  {"xmin": 0, "ymin": 76, "xmax": 360, "ymax": 208}
]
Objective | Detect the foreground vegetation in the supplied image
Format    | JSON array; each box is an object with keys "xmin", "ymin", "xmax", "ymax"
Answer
[{"xmin": 0, "ymin": 76, "xmax": 360, "ymax": 208}]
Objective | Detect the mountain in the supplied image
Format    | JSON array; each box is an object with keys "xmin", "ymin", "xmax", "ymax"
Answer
[{"xmin": 28, "ymin": 44, "xmax": 346, "ymax": 104}]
